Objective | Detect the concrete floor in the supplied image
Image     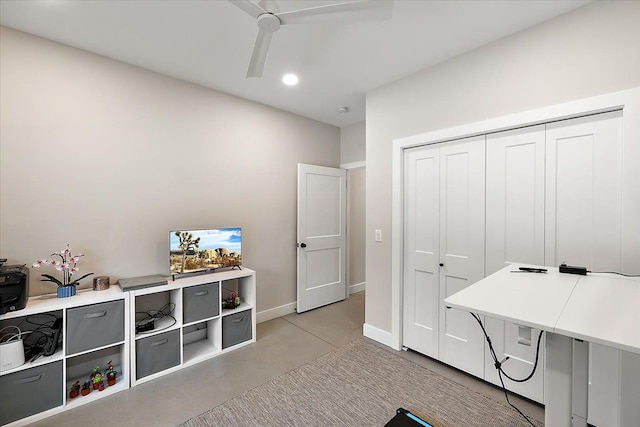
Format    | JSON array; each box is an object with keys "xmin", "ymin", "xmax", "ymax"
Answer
[{"xmin": 28, "ymin": 291, "xmax": 544, "ymax": 426}]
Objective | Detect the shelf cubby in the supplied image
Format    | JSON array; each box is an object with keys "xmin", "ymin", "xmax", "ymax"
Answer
[
  {"xmin": 133, "ymin": 289, "xmax": 181, "ymax": 339},
  {"xmin": 182, "ymin": 318, "xmax": 221, "ymax": 365},
  {"xmin": 65, "ymin": 344, "xmax": 126, "ymax": 407}
]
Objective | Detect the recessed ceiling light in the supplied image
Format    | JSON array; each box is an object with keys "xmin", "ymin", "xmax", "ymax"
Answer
[
  {"xmin": 337, "ymin": 106, "xmax": 350, "ymax": 114},
  {"xmin": 282, "ymin": 74, "xmax": 299, "ymax": 86}
]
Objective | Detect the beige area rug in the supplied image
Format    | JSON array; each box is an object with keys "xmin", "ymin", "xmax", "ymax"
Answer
[{"xmin": 181, "ymin": 338, "xmax": 543, "ymax": 427}]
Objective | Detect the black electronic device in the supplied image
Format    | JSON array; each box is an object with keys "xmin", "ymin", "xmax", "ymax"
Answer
[
  {"xmin": 559, "ymin": 263, "xmax": 587, "ymax": 275},
  {"xmin": 0, "ymin": 262, "xmax": 29, "ymax": 315},
  {"xmin": 136, "ymin": 319, "xmax": 155, "ymax": 333},
  {"xmin": 385, "ymin": 408, "xmax": 434, "ymax": 427},
  {"xmin": 43, "ymin": 317, "xmax": 62, "ymax": 356}
]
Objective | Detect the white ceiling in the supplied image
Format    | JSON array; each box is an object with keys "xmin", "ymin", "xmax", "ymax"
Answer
[{"xmin": 0, "ymin": 0, "xmax": 590, "ymax": 128}]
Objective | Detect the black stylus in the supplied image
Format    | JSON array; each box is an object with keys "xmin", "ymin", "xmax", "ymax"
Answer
[{"xmin": 514, "ymin": 267, "xmax": 547, "ymax": 273}]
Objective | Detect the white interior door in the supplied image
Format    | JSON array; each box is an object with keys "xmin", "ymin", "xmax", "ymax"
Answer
[
  {"xmin": 485, "ymin": 124, "xmax": 546, "ymax": 403},
  {"xmin": 297, "ymin": 164, "xmax": 347, "ymax": 313},
  {"xmin": 402, "ymin": 145, "xmax": 440, "ymax": 358},
  {"xmin": 438, "ymin": 136, "xmax": 486, "ymax": 378}
]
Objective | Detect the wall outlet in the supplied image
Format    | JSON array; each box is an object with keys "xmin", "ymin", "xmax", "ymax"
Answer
[{"xmin": 375, "ymin": 229, "xmax": 382, "ymax": 242}]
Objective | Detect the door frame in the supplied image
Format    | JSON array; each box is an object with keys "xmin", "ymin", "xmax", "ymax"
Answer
[
  {"xmin": 384, "ymin": 87, "xmax": 640, "ymax": 351},
  {"xmin": 342, "ymin": 161, "xmax": 367, "ymax": 297}
]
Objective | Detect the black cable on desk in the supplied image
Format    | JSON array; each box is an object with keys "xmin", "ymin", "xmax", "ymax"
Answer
[{"xmin": 588, "ymin": 270, "xmax": 640, "ymax": 277}]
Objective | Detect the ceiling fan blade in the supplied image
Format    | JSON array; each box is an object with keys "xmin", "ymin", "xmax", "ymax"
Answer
[
  {"xmin": 276, "ymin": 0, "xmax": 393, "ymax": 25},
  {"xmin": 229, "ymin": 0, "xmax": 269, "ymax": 19},
  {"xmin": 246, "ymin": 28, "xmax": 273, "ymax": 78}
]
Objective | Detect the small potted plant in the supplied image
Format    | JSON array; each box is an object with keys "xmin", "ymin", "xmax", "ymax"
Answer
[
  {"xmin": 32, "ymin": 244, "xmax": 93, "ymax": 298},
  {"xmin": 223, "ymin": 292, "xmax": 241, "ymax": 309},
  {"xmin": 69, "ymin": 380, "xmax": 80, "ymax": 399},
  {"xmin": 81, "ymin": 380, "xmax": 91, "ymax": 396},
  {"xmin": 91, "ymin": 366, "xmax": 103, "ymax": 390},
  {"xmin": 104, "ymin": 360, "xmax": 117, "ymax": 386}
]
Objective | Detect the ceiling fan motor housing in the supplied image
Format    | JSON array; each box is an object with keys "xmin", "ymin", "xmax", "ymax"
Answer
[{"xmin": 257, "ymin": 13, "xmax": 281, "ymax": 32}]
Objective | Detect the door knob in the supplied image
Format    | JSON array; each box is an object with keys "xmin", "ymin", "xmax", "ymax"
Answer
[{"xmin": 300, "ymin": 243, "xmax": 307, "ymax": 248}]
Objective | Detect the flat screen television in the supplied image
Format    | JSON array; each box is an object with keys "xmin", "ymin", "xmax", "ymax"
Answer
[{"xmin": 169, "ymin": 227, "xmax": 242, "ymax": 276}]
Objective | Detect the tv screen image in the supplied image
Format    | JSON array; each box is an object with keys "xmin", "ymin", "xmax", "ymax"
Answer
[{"xmin": 170, "ymin": 227, "xmax": 242, "ymax": 275}]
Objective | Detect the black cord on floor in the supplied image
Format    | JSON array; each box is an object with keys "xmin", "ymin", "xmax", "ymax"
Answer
[{"xmin": 470, "ymin": 312, "xmax": 537, "ymax": 427}]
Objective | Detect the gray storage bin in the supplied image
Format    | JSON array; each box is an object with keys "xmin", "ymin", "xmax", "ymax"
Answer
[
  {"xmin": 66, "ymin": 300, "xmax": 125, "ymax": 355},
  {"xmin": 136, "ymin": 329, "xmax": 180, "ymax": 379},
  {"xmin": 183, "ymin": 282, "xmax": 219, "ymax": 324},
  {"xmin": 222, "ymin": 309, "xmax": 252, "ymax": 349},
  {"xmin": 0, "ymin": 360, "xmax": 63, "ymax": 425}
]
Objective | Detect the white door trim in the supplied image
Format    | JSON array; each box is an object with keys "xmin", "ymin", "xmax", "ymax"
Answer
[{"xmin": 390, "ymin": 87, "xmax": 640, "ymax": 351}]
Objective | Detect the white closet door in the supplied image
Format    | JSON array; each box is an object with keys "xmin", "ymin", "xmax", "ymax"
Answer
[
  {"xmin": 545, "ymin": 110, "xmax": 625, "ymax": 427},
  {"xmin": 438, "ymin": 136, "xmax": 486, "ymax": 377},
  {"xmin": 486, "ymin": 124, "xmax": 546, "ymax": 275},
  {"xmin": 402, "ymin": 145, "xmax": 440, "ymax": 358},
  {"xmin": 545, "ymin": 110, "xmax": 622, "ymax": 270},
  {"xmin": 485, "ymin": 125, "xmax": 546, "ymax": 403}
]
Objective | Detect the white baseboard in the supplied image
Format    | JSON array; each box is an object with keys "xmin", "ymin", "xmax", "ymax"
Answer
[
  {"xmin": 363, "ymin": 323, "xmax": 394, "ymax": 348},
  {"xmin": 257, "ymin": 284, "xmax": 365, "ymax": 324},
  {"xmin": 256, "ymin": 302, "xmax": 296, "ymax": 324},
  {"xmin": 349, "ymin": 281, "xmax": 365, "ymax": 294}
]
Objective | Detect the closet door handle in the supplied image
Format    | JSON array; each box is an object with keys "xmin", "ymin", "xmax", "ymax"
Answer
[
  {"xmin": 300, "ymin": 243, "xmax": 307, "ymax": 248},
  {"xmin": 439, "ymin": 263, "xmax": 444, "ymax": 267}
]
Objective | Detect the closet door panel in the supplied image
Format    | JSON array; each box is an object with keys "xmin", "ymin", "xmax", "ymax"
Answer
[
  {"xmin": 486, "ymin": 125, "xmax": 545, "ymax": 275},
  {"xmin": 485, "ymin": 125, "xmax": 546, "ymax": 403},
  {"xmin": 545, "ymin": 110, "xmax": 622, "ymax": 270},
  {"xmin": 438, "ymin": 136, "xmax": 486, "ymax": 378},
  {"xmin": 545, "ymin": 110, "xmax": 625, "ymax": 426},
  {"xmin": 402, "ymin": 146, "xmax": 440, "ymax": 358}
]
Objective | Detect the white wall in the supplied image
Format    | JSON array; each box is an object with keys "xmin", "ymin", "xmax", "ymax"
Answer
[
  {"xmin": 340, "ymin": 121, "xmax": 365, "ymax": 166},
  {"xmin": 365, "ymin": 1, "xmax": 640, "ymax": 333},
  {"xmin": 0, "ymin": 27, "xmax": 340, "ymax": 314}
]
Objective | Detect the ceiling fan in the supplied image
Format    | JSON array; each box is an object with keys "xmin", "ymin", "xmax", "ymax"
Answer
[{"xmin": 229, "ymin": 0, "xmax": 394, "ymax": 78}]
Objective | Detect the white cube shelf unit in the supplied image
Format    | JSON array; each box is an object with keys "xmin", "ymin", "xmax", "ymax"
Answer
[
  {"xmin": 128, "ymin": 268, "xmax": 256, "ymax": 386},
  {"xmin": 0, "ymin": 287, "xmax": 130, "ymax": 427}
]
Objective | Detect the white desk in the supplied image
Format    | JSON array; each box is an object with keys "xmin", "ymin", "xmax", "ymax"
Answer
[
  {"xmin": 445, "ymin": 264, "xmax": 640, "ymax": 426},
  {"xmin": 442, "ymin": 264, "xmax": 580, "ymax": 331},
  {"xmin": 554, "ymin": 274, "xmax": 640, "ymax": 354}
]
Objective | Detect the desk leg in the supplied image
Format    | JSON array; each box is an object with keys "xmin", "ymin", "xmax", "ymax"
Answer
[
  {"xmin": 546, "ymin": 333, "xmax": 573, "ymax": 426},
  {"xmin": 572, "ymin": 340, "xmax": 589, "ymax": 427},
  {"xmin": 545, "ymin": 332, "xmax": 589, "ymax": 427}
]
